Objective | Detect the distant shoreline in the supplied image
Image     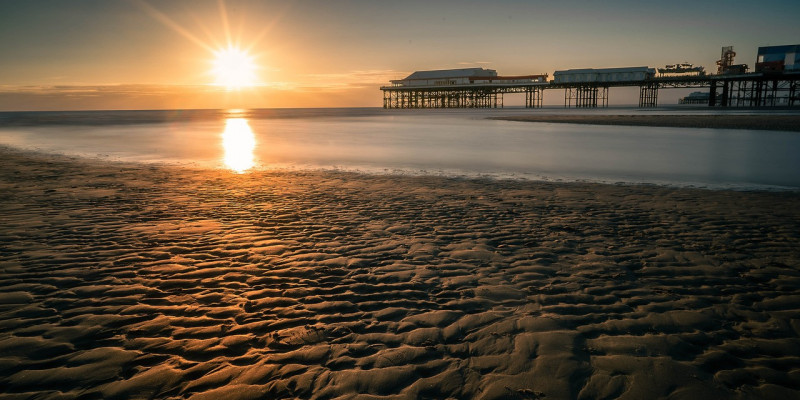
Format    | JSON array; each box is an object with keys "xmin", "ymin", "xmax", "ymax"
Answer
[{"xmin": 492, "ymin": 114, "xmax": 800, "ymax": 132}]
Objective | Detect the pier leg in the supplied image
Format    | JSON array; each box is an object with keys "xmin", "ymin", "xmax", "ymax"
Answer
[
  {"xmin": 565, "ymin": 86, "xmax": 603, "ymax": 108},
  {"xmin": 755, "ymin": 81, "xmax": 763, "ymax": 107},
  {"xmin": 525, "ymin": 88, "xmax": 531, "ymax": 108},
  {"xmin": 709, "ymin": 81, "xmax": 716, "ymax": 106},
  {"xmin": 524, "ymin": 87, "xmax": 543, "ymax": 108},
  {"xmin": 771, "ymin": 80, "xmax": 779, "ymax": 107},
  {"xmin": 639, "ymin": 84, "xmax": 658, "ymax": 107},
  {"xmin": 598, "ymin": 87, "xmax": 608, "ymax": 107},
  {"xmin": 721, "ymin": 81, "xmax": 729, "ymax": 107}
]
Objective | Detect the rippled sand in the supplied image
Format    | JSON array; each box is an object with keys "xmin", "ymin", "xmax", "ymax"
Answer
[{"xmin": 1, "ymin": 147, "xmax": 799, "ymax": 399}]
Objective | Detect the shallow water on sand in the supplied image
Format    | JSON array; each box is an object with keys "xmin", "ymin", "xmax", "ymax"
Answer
[{"xmin": 1, "ymin": 108, "xmax": 799, "ymax": 190}]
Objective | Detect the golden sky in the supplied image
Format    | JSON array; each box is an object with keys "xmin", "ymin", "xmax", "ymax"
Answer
[{"xmin": 0, "ymin": 0, "xmax": 798, "ymax": 110}]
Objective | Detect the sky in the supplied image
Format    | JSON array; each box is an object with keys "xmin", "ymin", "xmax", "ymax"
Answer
[{"xmin": 0, "ymin": 0, "xmax": 798, "ymax": 110}]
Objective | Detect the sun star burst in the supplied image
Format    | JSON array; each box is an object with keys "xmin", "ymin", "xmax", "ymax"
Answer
[{"xmin": 212, "ymin": 47, "xmax": 258, "ymax": 89}]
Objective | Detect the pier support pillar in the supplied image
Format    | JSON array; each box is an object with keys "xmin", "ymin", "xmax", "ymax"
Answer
[
  {"xmin": 709, "ymin": 81, "xmax": 717, "ymax": 106},
  {"xmin": 754, "ymin": 80, "xmax": 763, "ymax": 107},
  {"xmin": 525, "ymin": 87, "xmax": 543, "ymax": 108},
  {"xmin": 565, "ymin": 86, "xmax": 608, "ymax": 108},
  {"xmin": 381, "ymin": 88, "xmax": 512, "ymax": 109},
  {"xmin": 720, "ymin": 80, "xmax": 729, "ymax": 107},
  {"xmin": 638, "ymin": 84, "xmax": 658, "ymax": 108}
]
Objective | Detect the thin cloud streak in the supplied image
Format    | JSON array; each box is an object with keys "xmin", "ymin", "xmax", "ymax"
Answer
[
  {"xmin": 457, "ymin": 61, "xmax": 494, "ymax": 66},
  {"xmin": 0, "ymin": 80, "xmax": 386, "ymax": 111}
]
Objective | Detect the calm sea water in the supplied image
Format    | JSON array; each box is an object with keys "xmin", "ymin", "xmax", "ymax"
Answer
[{"xmin": 1, "ymin": 107, "xmax": 799, "ymax": 190}]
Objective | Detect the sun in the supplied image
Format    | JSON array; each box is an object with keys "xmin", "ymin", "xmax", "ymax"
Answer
[{"xmin": 212, "ymin": 47, "xmax": 258, "ymax": 89}]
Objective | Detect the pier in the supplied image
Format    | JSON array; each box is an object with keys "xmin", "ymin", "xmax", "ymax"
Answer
[
  {"xmin": 382, "ymin": 71, "xmax": 800, "ymax": 109},
  {"xmin": 381, "ymin": 45, "xmax": 800, "ymax": 109}
]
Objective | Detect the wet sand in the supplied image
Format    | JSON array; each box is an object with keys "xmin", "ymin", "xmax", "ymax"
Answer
[
  {"xmin": 493, "ymin": 114, "xmax": 800, "ymax": 132},
  {"xmin": 1, "ymin": 147, "xmax": 800, "ymax": 399}
]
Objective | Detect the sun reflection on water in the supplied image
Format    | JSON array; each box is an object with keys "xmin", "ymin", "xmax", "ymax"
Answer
[{"xmin": 221, "ymin": 118, "xmax": 256, "ymax": 173}]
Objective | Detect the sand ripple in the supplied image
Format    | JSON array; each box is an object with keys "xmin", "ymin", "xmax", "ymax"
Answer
[{"xmin": 1, "ymin": 148, "xmax": 800, "ymax": 399}]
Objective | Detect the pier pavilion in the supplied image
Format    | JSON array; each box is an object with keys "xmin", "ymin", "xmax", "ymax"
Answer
[{"xmin": 382, "ymin": 68, "xmax": 549, "ymax": 109}]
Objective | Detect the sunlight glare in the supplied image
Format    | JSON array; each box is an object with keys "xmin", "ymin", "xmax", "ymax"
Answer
[
  {"xmin": 212, "ymin": 47, "xmax": 258, "ymax": 89},
  {"xmin": 221, "ymin": 117, "xmax": 256, "ymax": 173}
]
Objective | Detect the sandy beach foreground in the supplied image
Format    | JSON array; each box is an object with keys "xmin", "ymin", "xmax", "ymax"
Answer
[
  {"xmin": 1, "ymin": 147, "xmax": 799, "ymax": 399},
  {"xmin": 493, "ymin": 114, "xmax": 800, "ymax": 132}
]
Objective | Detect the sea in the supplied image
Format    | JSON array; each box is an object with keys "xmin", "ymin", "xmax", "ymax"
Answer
[{"xmin": 1, "ymin": 107, "xmax": 799, "ymax": 190}]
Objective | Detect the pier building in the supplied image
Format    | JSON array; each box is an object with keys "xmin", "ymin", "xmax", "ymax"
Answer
[
  {"xmin": 756, "ymin": 44, "xmax": 800, "ymax": 73},
  {"xmin": 552, "ymin": 67, "xmax": 656, "ymax": 84},
  {"xmin": 552, "ymin": 67, "xmax": 656, "ymax": 107},
  {"xmin": 382, "ymin": 68, "xmax": 548, "ymax": 109}
]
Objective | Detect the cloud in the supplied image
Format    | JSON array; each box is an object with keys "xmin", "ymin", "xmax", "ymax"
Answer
[
  {"xmin": 0, "ymin": 84, "xmax": 228, "ymax": 111},
  {"xmin": 0, "ymin": 81, "xmax": 386, "ymax": 110},
  {"xmin": 0, "ymin": 84, "xmax": 217, "ymax": 96},
  {"xmin": 0, "ymin": 70, "xmax": 402, "ymax": 97}
]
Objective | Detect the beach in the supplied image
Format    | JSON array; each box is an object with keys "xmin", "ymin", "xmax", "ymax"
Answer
[
  {"xmin": 1, "ymin": 146, "xmax": 799, "ymax": 399},
  {"xmin": 493, "ymin": 114, "xmax": 800, "ymax": 132}
]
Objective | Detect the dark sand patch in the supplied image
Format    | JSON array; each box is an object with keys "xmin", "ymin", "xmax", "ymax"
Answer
[
  {"xmin": 492, "ymin": 114, "xmax": 800, "ymax": 132},
  {"xmin": 1, "ymin": 147, "xmax": 799, "ymax": 399}
]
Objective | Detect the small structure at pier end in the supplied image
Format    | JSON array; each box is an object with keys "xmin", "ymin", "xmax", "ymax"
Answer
[
  {"xmin": 679, "ymin": 91, "xmax": 711, "ymax": 104},
  {"xmin": 381, "ymin": 68, "xmax": 548, "ymax": 109}
]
